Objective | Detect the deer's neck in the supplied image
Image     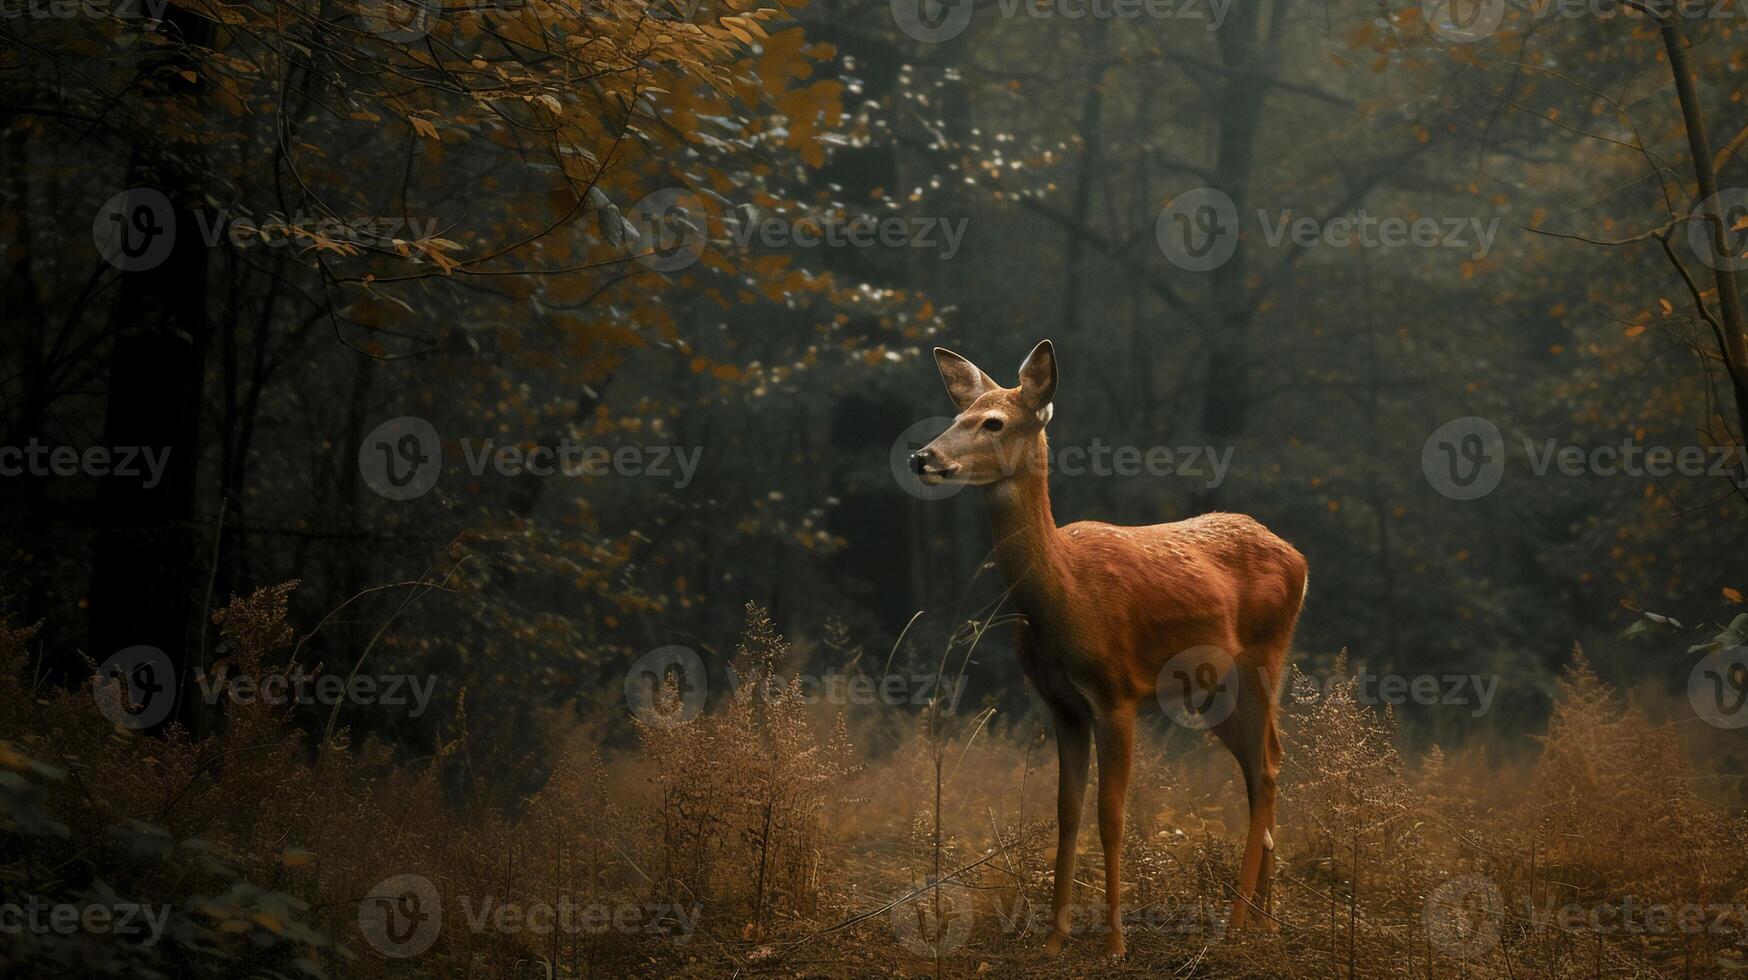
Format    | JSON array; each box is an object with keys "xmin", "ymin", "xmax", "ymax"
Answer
[{"xmin": 983, "ymin": 439, "xmax": 1064, "ymax": 611}]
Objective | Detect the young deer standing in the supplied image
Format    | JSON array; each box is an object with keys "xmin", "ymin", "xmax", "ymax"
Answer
[{"xmin": 907, "ymin": 340, "xmax": 1307, "ymax": 957}]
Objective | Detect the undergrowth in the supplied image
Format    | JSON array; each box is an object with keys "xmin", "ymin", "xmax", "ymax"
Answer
[{"xmin": 1, "ymin": 585, "xmax": 1742, "ymax": 978}]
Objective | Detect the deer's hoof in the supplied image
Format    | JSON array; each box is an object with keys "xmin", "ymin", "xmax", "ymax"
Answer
[
  {"xmin": 1042, "ymin": 930, "xmax": 1067, "ymax": 958},
  {"xmin": 1103, "ymin": 935, "xmax": 1127, "ymax": 959}
]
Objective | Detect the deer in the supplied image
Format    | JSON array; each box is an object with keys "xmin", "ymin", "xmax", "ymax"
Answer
[{"xmin": 906, "ymin": 340, "xmax": 1308, "ymax": 958}]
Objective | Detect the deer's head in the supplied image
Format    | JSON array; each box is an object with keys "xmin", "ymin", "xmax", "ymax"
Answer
[{"xmin": 909, "ymin": 340, "xmax": 1057, "ymax": 488}]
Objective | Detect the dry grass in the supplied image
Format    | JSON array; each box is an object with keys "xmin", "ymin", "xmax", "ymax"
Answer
[{"xmin": 2, "ymin": 589, "xmax": 1744, "ymax": 977}]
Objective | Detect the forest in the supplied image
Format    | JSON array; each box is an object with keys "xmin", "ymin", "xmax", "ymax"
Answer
[{"xmin": 3, "ymin": 0, "xmax": 1748, "ymax": 975}]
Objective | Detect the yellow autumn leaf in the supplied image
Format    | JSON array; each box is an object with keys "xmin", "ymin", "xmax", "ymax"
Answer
[
  {"xmin": 0, "ymin": 741, "xmax": 28, "ymax": 772},
  {"xmin": 1726, "ymin": 587, "xmax": 1744, "ymax": 604}
]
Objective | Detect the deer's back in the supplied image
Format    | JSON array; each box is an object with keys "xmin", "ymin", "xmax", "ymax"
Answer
[{"xmin": 1030, "ymin": 512, "xmax": 1306, "ymax": 698}]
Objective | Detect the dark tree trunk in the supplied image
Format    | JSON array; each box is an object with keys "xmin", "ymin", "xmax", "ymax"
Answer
[{"xmin": 83, "ymin": 5, "xmax": 212, "ymax": 733}]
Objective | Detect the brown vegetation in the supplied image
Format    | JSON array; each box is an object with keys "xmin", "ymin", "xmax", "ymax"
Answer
[{"xmin": 3, "ymin": 591, "xmax": 1745, "ymax": 977}]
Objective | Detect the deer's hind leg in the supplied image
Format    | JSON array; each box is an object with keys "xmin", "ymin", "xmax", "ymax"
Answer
[{"xmin": 1211, "ymin": 652, "xmax": 1285, "ymax": 931}]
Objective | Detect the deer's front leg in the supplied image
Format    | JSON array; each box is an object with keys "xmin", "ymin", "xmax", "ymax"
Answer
[
  {"xmin": 1093, "ymin": 704, "xmax": 1135, "ymax": 959},
  {"xmin": 1043, "ymin": 707, "xmax": 1090, "ymax": 958}
]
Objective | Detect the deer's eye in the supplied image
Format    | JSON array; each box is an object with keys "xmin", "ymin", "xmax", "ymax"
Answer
[{"xmin": 981, "ymin": 417, "xmax": 1004, "ymax": 432}]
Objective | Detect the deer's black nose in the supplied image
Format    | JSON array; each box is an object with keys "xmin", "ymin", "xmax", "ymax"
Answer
[{"xmin": 908, "ymin": 450, "xmax": 931, "ymax": 474}]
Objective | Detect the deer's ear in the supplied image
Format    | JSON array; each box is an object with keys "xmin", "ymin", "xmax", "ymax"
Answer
[
  {"xmin": 934, "ymin": 347, "xmax": 997, "ymax": 412},
  {"xmin": 1017, "ymin": 340, "xmax": 1057, "ymax": 418}
]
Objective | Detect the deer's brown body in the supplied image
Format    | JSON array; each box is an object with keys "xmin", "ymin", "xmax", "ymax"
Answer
[{"xmin": 910, "ymin": 341, "xmax": 1307, "ymax": 957}]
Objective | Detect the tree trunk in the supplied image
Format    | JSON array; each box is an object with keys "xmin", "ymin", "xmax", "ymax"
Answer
[{"xmin": 83, "ymin": 5, "xmax": 212, "ymax": 733}]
